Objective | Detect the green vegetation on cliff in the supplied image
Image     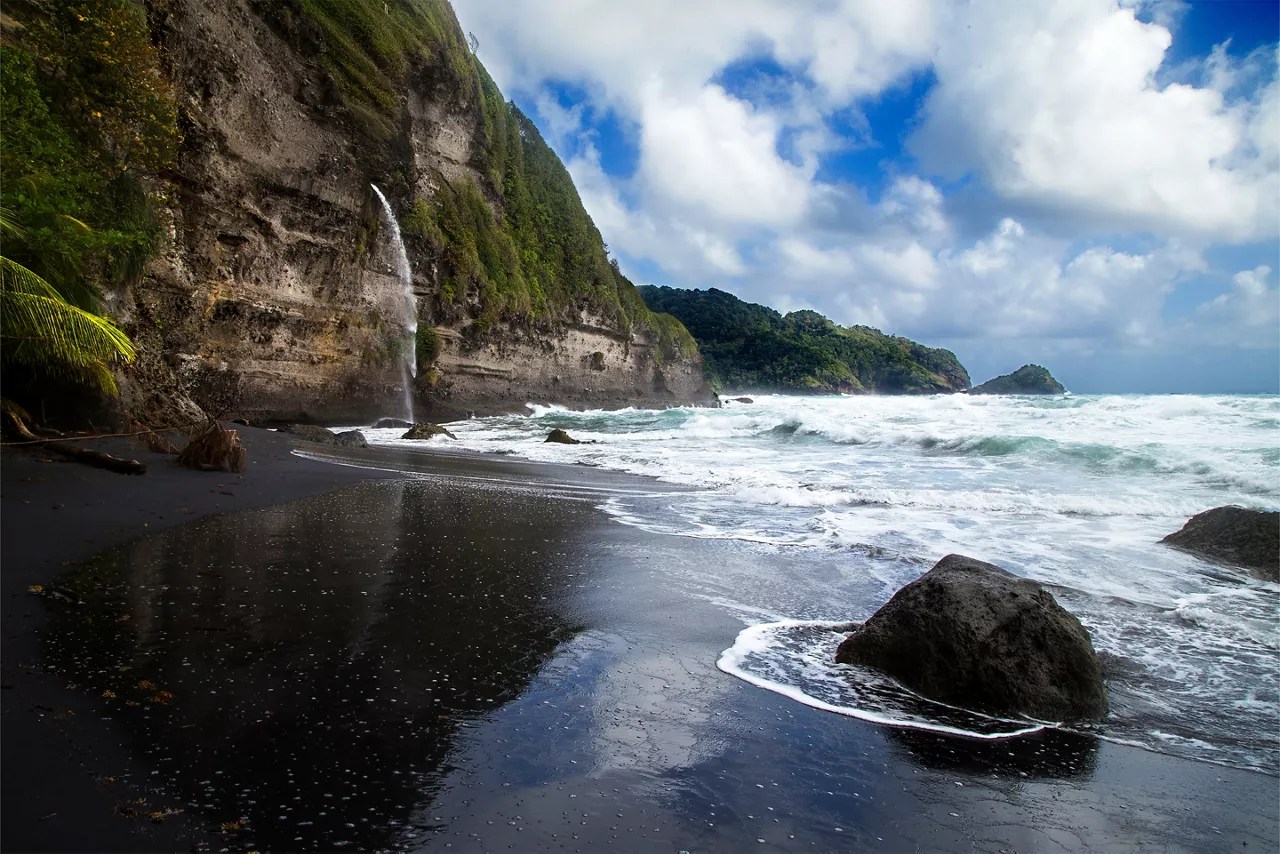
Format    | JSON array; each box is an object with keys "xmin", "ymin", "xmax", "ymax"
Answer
[
  {"xmin": 969, "ymin": 365, "xmax": 1066, "ymax": 395},
  {"xmin": 1, "ymin": 2, "xmax": 176, "ymax": 308},
  {"xmin": 1, "ymin": 0, "xmax": 177, "ymax": 400},
  {"xmin": 639, "ymin": 286, "xmax": 970, "ymax": 394},
  {"xmin": 272, "ymin": 0, "xmax": 696, "ymax": 362}
]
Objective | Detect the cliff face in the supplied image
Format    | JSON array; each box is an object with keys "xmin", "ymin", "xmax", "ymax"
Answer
[{"xmin": 116, "ymin": 0, "xmax": 711, "ymax": 425}]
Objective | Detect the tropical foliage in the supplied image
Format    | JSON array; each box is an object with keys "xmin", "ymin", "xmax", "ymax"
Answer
[
  {"xmin": 1, "ymin": 217, "xmax": 135, "ymax": 396},
  {"xmin": 639, "ymin": 286, "xmax": 971, "ymax": 394},
  {"xmin": 2, "ymin": 1, "xmax": 176, "ymax": 307},
  {"xmin": 1, "ymin": 0, "xmax": 176, "ymax": 402}
]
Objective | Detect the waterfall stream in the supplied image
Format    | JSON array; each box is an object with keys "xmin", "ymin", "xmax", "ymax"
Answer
[{"xmin": 370, "ymin": 184, "xmax": 418, "ymax": 422}]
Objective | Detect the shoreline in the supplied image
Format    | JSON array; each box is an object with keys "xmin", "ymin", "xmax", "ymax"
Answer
[{"xmin": 2, "ymin": 428, "xmax": 1276, "ymax": 852}]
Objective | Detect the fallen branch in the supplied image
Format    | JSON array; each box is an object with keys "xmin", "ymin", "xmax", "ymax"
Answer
[
  {"xmin": 2, "ymin": 409, "xmax": 146, "ymax": 475},
  {"xmin": 0, "ymin": 420, "xmax": 201, "ymax": 447},
  {"xmin": 130, "ymin": 420, "xmax": 180, "ymax": 455}
]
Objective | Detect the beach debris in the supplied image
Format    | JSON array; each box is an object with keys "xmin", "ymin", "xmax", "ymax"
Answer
[
  {"xmin": 177, "ymin": 420, "xmax": 247, "ymax": 473},
  {"xmin": 544, "ymin": 428, "xmax": 581, "ymax": 444},
  {"xmin": 27, "ymin": 583, "xmax": 82, "ymax": 604},
  {"xmin": 401, "ymin": 423, "xmax": 457, "ymax": 440},
  {"xmin": 2, "ymin": 408, "xmax": 146, "ymax": 474},
  {"xmin": 836, "ymin": 554, "xmax": 1107, "ymax": 721},
  {"xmin": 1161, "ymin": 506, "xmax": 1279, "ymax": 582},
  {"xmin": 130, "ymin": 419, "xmax": 179, "ymax": 455}
]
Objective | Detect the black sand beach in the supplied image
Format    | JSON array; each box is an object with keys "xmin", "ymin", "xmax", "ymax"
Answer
[{"xmin": 3, "ymin": 430, "xmax": 1277, "ymax": 852}]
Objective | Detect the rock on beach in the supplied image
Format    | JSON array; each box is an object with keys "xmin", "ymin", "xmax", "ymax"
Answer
[
  {"xmin": 1162, "ymin": 506, "xmax": 1279, "ymax": 582},
  {"xmin": 835, "ymin": 554, "xmax": 1107, "ymax": 721}
]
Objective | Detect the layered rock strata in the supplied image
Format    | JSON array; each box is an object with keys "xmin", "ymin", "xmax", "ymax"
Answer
[{"xmin": 119, "ymin": 0, "xmax": 710, "ymax": 426}]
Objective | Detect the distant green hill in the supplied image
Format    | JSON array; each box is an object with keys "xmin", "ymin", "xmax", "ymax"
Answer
[{"xmin": 638, "ymin": 286, "xmax": 970, "ymax": 394}]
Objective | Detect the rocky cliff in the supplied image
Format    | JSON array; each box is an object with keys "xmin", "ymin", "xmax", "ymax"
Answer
[{"xmin": 20, "ymin": 0, "xmax": 711, "ymax": 426}]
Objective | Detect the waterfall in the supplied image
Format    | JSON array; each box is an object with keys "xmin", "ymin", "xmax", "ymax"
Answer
[{"xmin": 370, "ymin": 184, "xmax": 418, "ymax": 422}]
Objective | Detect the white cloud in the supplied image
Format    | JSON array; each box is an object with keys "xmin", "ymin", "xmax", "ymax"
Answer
[
  {"xmin": 563, "ymin": 142, "xmax": 749, "ymax": 280},
  {"xmin": 769, "ymin": 0, "xmax": 936, "ymax": 103},
  {"xmin": 912, "ymin": 0, "xmax": 1279, "ymax": 241},
  {"xmin": 1189, "ymin": 265, "xmax": 1280, "ymax": 347},
  {"xmin": 636, "ymin": 80, "xmax": 813, "ymax": 229},
  {"xmin": 453, "ymin": 0, "xmax": 1278, "ymax": 389}
]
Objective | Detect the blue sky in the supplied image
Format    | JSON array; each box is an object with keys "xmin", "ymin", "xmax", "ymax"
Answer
[{"xmin": 454, "ymin": 0, "xmax": 1279, "ymax": 392}]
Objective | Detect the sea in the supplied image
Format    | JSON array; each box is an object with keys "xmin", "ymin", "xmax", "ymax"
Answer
[{"xmin": 362, "ymin": 393, "xmax": 1279, "ymax": 775}]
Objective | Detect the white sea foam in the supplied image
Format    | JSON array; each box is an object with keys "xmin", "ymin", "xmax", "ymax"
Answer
[
  {"xmin": 366, "ymin": 393, "xmax": 1280, "ymax": 773},
  {"xmin": 717, "ymin": 621, "xmax": 1047, "ymax": 739}
]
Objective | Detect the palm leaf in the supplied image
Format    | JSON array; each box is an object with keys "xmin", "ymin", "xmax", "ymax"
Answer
[{"xmin": 1, "ymin": 255, "xmax": 135, "ymax": 395}]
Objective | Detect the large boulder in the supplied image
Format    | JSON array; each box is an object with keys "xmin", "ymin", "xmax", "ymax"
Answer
[
  {"xmin": 969, "ymin": 365, "xmax": 1065, "ymax": 395},
  {"xmin": 545, "ymin": 429, "xmax": 581, "ymax": 444},
  {"xmin": 1162, "ymin": 506, "xmax": 1279, "ymax": 582},
  {"xmin": 835, "ymin": 554, "xmax": 1107, "ymax": 721},
  {"xmin": 278, "ymin": 423, "xmax": 338, "ymax": 443},
  {"xmin": 333, "ymin": 430, "xmax": 367, "ymax": 449},
  {"xmin": 401, "ymin": 423, "xmax": 457, "ymax": 440}
]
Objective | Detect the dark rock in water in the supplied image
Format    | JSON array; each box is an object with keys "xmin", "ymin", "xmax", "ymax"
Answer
[
  {"xmin": 401, "ymin": 423, "xmax": 457, "ymax": 440},
  {"xmin": 970, "ymin": 365, "xmax": 1066, "ymax": 395},
  {"xmin": 731, "ymin": 397, "xmax": 755, "ymax": 404},
  {"xmin": 279, "ymin": 423, "xmax": 366, "ymax": 448},
  {"xmin": 278, "ymin": 423, "xmax": 338, "ymax": 444},
  {"xmin": 545, "ymin": 428, "xmax": 581, "ymax": 445},
  {"xmin": 373, "ymin": 418, "xmax": 413, "ymax": 429},
  {"xmin": 835, "ymin": 554, "xmax": 1107, "ymax": 721},
  {"xmin": 1162, "ymin": 506, "xmax": 1279, "ymax": 582},
  {"xmin": 333, "ymin": 430, "xmax": 367, "ymax": 449}
]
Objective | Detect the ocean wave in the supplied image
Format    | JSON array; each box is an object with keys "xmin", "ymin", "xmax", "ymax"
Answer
[{"xmin": 372, "ymin": 394, "xmax": 1279, "ymax": 774}]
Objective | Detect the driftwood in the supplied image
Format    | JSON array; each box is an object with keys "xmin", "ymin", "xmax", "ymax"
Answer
[
  {"xmin": 1, "ymin": 410, "xmax": 147, "ymax": 475},
  {"xmin": 177, "ymin": 420, "xmax": 247, "ymax": 473},
  {"xmin": 130, "ymin": 420, "xmax": 180, "ymax": 455}
]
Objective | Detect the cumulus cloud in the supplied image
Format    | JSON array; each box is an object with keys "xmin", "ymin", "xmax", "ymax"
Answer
[
  {"xmin": 911, "ymin": 0, "xmax": 1279, "ymax": 241},
  {"xmin": 453, "ymin": 0, "xmax": 1278, "ymax": 389},
  {"xmin": 1189, "ymin": 265, "xmax": 1280, "ymax": 348},
  {"xmin": 760, "ymin": 200, "xmax": 1198, "ymax": 349},
  {"xmin": 636, "ymin": 80, "xmax": 813, "ymax": 229}
]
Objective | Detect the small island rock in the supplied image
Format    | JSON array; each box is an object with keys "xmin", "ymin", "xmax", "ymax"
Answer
[
  {"xmin": 835, "ymin": 554, "xmax": 1107, "ymax": 721},
  {"xmin": 1162, "ymin": 506, "xmax": 1279, "ymax": 582},
  {"xmin": 970, "ymin": 365, "xmax": 1065, "ymax": 395},
  {"xmin": 545, "ymin": 428, "xmax": 582, "ymax": 444},
  {"xmin": 373, "ymin": 418, "xmax": 414, "ymax": 429},
  {"xmin": 731, "ymin": 397, "xmax": 755, "ymax": 404},
  {"xmin": 401, "ymin": 423, "xmax": 457, "ymax": 440}
]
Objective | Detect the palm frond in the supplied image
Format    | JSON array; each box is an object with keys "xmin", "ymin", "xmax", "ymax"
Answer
[{"xmin": 0, "ymin": 255, "xmax": 135, "ymax": 396}]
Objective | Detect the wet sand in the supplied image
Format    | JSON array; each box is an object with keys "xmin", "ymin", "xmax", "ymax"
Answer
[{"xmin": 3, "ymin": 431, "xmax": 1277, "ymax": 852}]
